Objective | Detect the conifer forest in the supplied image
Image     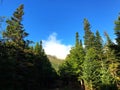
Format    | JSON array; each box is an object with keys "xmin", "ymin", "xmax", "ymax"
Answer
[{"xmin": 0, "ymin": 4, "xmax": 120, "ymax": 90}]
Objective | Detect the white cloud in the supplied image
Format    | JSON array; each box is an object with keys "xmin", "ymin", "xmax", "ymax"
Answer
[
  {"xmin": 113, "ymin": 39, "xmax": 117, "ymax": 44},
  {"xmin": 42, "ymin": 33, "xmax": 72, "ymax": 59}
]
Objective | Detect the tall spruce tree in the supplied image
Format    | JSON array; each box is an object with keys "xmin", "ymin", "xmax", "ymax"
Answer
[
  {"xmin": 83, "ymin": 18, "xmax": 95, "ymax": 50},
  {"xmin": 94, "ymin": 30, "xmax": 103, "ymax": 60},
  {"xmin": 3, "ymin": 4, "xmax": 28, "ymax": 49},
  {"xmin": 0, "ymin": 5, "xmax": 33, "ymax": 89},
  {"xmin": 59, "ymin": 32, "xmax": 85, "ymax": 83},
  {"xmin": 101, "ymin": 32, "xmax": 118, "ymax": 89},
  {"xmin": 95, "ymin": 30, "xmax": 103, "ymax": 52}
]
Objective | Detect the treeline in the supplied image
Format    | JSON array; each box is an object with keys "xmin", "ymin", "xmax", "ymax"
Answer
[
  {"xmin": 58, "ymin": 18, "xmax": 120, "ymax": 89},
  {"xmin": 0, "ymin": 5, "xmax": 57, "ymax": 90},
  {"xmin": 0, "ymin": 4, "xmax": 120, "ymax": 90}
]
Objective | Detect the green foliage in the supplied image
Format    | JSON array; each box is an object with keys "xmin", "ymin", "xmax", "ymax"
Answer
[
  {"xmin": 82, "ymin": 48, "xmax": 101, "ymax": 90},
  {"xmin": 0, "ymin": 5, "xmax": 57, "ymax": 90},
  {"xmin": 59, "ymin": 60, "xmax": 74, "ymax": 79},
  {"xmin": 58, "ymin": 18, "xmax": 119, "ymax": 90},
  {"xmin": 1, "ymin": 4, "xmax": 120, "ymax": 90},
  {"xmin": 58, "ymin": 32, "xmax": 85, "ymax": 86},
  {"xmin": 104, "ymin": 30, "xmax": 120, "ymax": 89},
  {"xmin": 34, "ymin": 41, "xmax": 44, "ymax": 55},
  {"xmin": 2, "ymin": 4, "xmax": 28, "ymax": 49},
  {"xmin": 83, "ymin": 18, "xmax": 96, "ymax": 50},
  {"xmin": 95, "ymin": 30, "xmax": 103, "ymax": 53},
  {"xmin": 100, "ymin": 62, "xmax": 114, "ymax": 85},
  {"xmin": 75, "ymin": 32, "xmax": 79, "ymax": 47}
]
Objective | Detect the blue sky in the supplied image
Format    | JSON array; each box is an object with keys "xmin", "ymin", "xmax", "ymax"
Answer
[{"xmin": 0, "ymin": 0, "xmax": 120, "ymax": 59}]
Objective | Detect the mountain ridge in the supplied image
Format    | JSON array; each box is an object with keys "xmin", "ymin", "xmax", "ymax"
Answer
[{"xmin": 47, "ymin": 55, "xmax": 64, "ymax": 71}]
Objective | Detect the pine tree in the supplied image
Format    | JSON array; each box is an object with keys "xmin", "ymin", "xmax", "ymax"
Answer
[
  {"xmin": 95, "ymin": 30, "xmax": 103, "ymax": 60},
  {"xmin": 102, "ymin": 32, "xmax": 118, "ymax": 89},
  {"xmin": 59, "ymin": 32, "xmax": 85, "ymax": 84},
  {"xmin": 83, "ymin": 18, "xmax": 95, "ymax": 50},
  {"xmin": 1, "ymin": 5, "xmax": 32, "ymax": 89},
  {"xmin": 75, "ymin": 32, "xmax": 79, "ymax": 47},
  {"xmin": 95, "ymin": 30, "xmax": 103, "ymax": 52},
  {"xmin": 3, "ymin": 4, "xmax": 28, "ymax": 49},
  {"xmin": 82, "ymin": 48, "xmax": 101, "ymax": 90},
  {"xmin": 1, "ymin": 4, "xmax": 58, "ymax": 89},
  {"xmin": 34, "ymin": 41, "xmax": 57, "ymax": 88}
]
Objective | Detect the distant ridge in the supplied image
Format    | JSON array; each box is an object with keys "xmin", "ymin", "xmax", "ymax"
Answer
[{"xmin": 47, "ymin": 55, "xmax": 64, "ymax": 71}]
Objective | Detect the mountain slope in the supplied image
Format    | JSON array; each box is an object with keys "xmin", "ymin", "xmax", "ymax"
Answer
[{"xmin": 47, "ymin": 55, "xmax": 64, "ymax": 71}]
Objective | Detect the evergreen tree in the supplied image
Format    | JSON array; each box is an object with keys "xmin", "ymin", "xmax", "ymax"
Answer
[
  {"xmin": 2, "ymin": 4, "xmax": 28, "ymax": 49},
  {"xmin": 83, "ymin": 18, "xmax": 95, "ymax": 50},
  {"xmin": 59, "ymin": 32, "xmax": 85, "ymax": 85},
  {"xmin": 94, "ymin": 30, "xmax": 103, "ymax": 60},
  {"xmin": 33, "ymin": 41, "xmax": 57, "ymax": 88},
  {"xmin": 75, "ymin": 32, "xmax": 79, "ymax": 47},
  {"xmin": 0, "ymin": 5, "xmax": 32, "ymax": 89},
  {"xmin": 102, "ymin": 32, "xmax": 118, "ymax": 89},
  {"xmin": 100, "ymin": 61, "xmax": 115, "ymax": 90},
  {"xmin": 82, "ymin": 48, "xmax": 101, "ymax": 90},
  {"xmin": 95, "ymin": 30, "xmax": 103, "ymax": 52}
]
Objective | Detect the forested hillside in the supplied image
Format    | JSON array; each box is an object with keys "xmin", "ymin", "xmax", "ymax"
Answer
[
  {"xmin": 47, "ymin": 55, "xmax": 64, "ymax": 71},
  {"xmin": 0, "ymin": 4, "xmax": 120, "ymax": 90}
]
